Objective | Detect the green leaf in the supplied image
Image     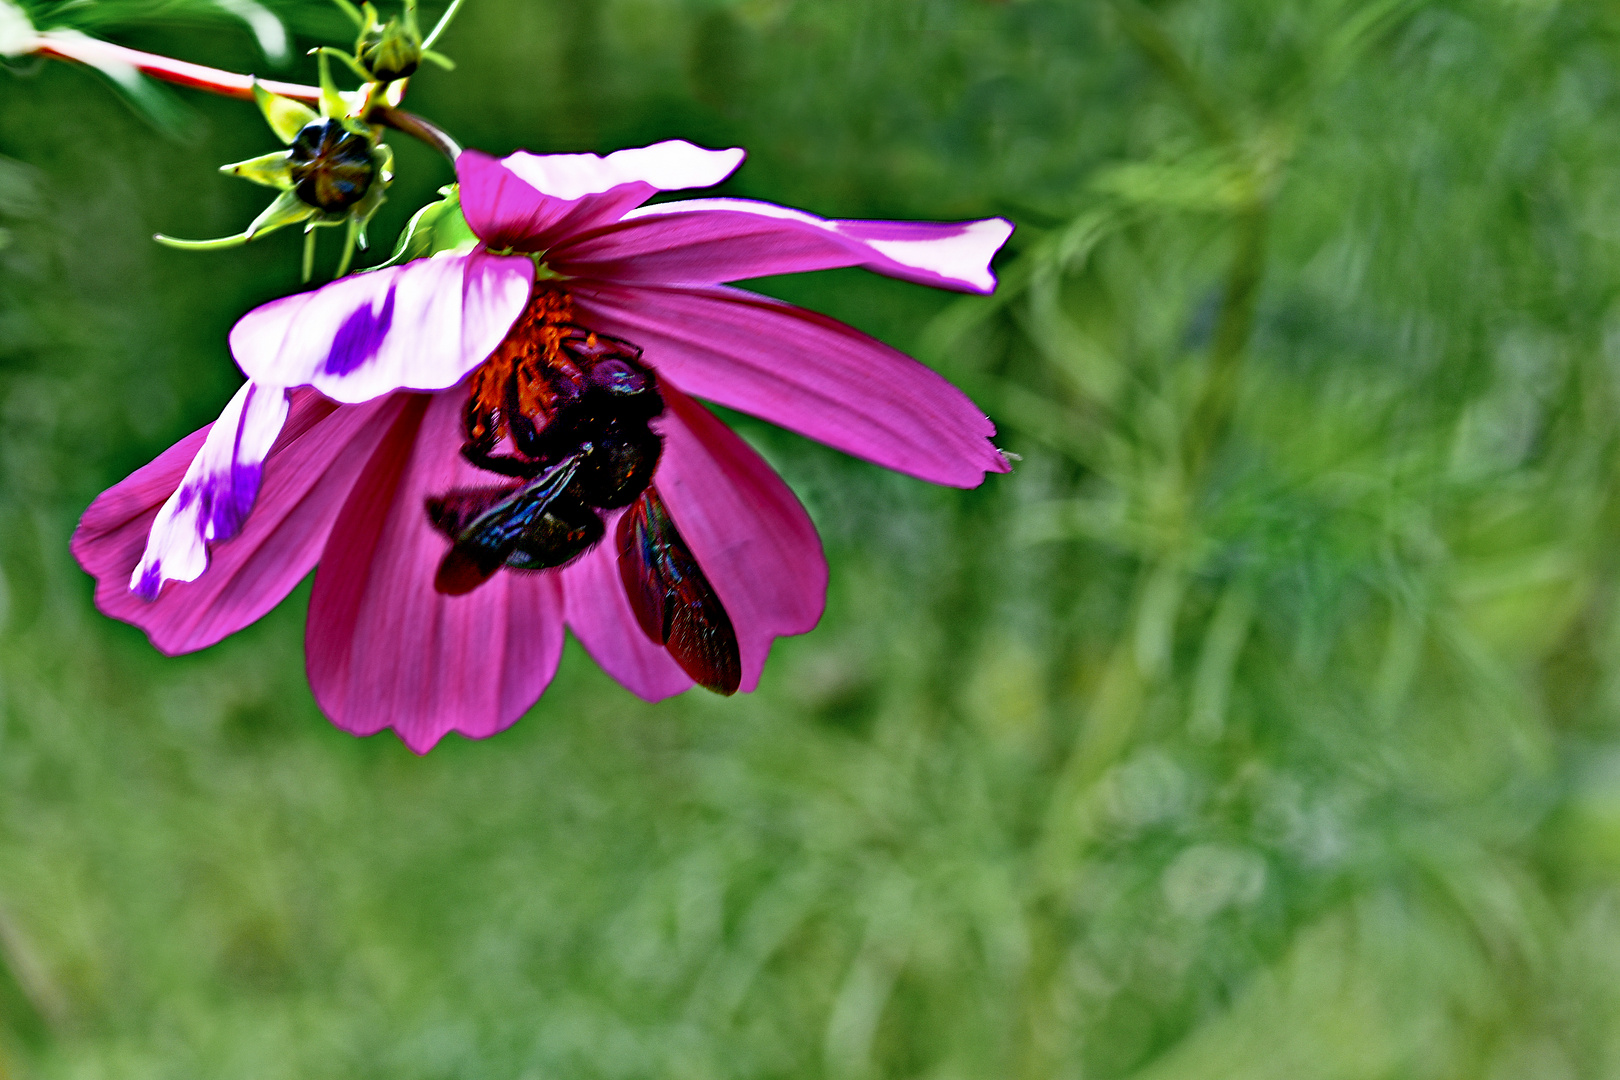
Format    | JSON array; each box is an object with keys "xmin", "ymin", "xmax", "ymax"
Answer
[
  {"xmin": 1090, "ymin": 150, "xmax": 1256, "ymax": 213},
  {"xmin": 371, "ymin": 185, "xmax": 474, "ymax": 270}
]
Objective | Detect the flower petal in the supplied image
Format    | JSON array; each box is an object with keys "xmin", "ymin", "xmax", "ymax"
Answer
[
  {"xmin": 71, "ymin": 390, "xmax": 403, "ymax": 656},
  {"xmin": 560, "ymin": 514, "xmax": 694, "ymax": 702},
  {"xmin": 229, "ymin": 251, "xmax": 534, "ymax": 404},
  {"xmin": 456, "ymin": 142, "xmax": 746, "ymax": 252},
  {"xmin": 128, "ymin": 381, "xmax": 290, "ymax": 598},
  {"xmin": 570, "ymin": 282, "xmax": 1010, "ymax": 488},
  {"xmin": 553, "ymin": 199, "xmax": 1012, "ymax": 294},
  {"xmin": 305, "ymin": 390, "xmax": 567, "ymax": 753},
  {"xmin": 653, "ymin": 382, "xmax": 826, "ymax": 693}
]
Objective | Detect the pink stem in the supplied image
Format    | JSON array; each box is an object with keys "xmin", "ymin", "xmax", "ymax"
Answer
[
  {"xmin": 30, "ymin": 34, "xmax": 458, "ymax": 159},
  {"xmin": 34, "ymin": 33, "xmax": 321, "ymax": 102}
]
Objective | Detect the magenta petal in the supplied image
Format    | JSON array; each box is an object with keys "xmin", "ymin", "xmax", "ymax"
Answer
[
  {"xmin": 553, "ymin": 199, "xmax": 1012, "ymax": 294},
  {"xmin": 559, "ymin": 513, "xmax": 694, "ymax": 702},
  {"xmin": 654, "ymin": 382, "xmax": 826, "ymax": 693},
  {"xmin": 305, "ymin": 391, "xmax": 567, "ymax": 753},
  {"xmin": 571, "ymin": 282, "xmax": 1010, "ymax": 488},
  {"xmin": 229, "ymin": 251, "xmax": 534, "ymax": 404},
  {"xmin": 456, "ymin": 142, "xmax": 746, "ymax": 252},
  {"xmin": 71, "ymin": 390, "xmax": 403, "ymax": 656}
]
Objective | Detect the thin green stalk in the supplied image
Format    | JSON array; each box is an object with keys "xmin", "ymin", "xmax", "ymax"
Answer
[
  {"xmin": 1183, "ymin": 204, "xmax": 1269, "ymax": 478},
  {"xmin": 334, "ymin": 219, "xmax": 359, "ymax": 278},
  {"xmin": 1108, "ymin": 0, "xmax": 1236, "ymax": 147},
  {"xmin": 421, "ymin": 0, "xmax": 465, "ymax": 51}
]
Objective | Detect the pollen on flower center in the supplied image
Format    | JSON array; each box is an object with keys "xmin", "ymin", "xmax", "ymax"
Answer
[
  {"xmin": 464, "ymin": 286, "xmax": 581, "ymax": 446},
  {"xmin": 425, "ymin": 285, "xmax": 668, "ymax": 596}
]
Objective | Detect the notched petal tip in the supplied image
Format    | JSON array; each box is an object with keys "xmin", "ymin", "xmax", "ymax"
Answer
[
  {"xmin": 495, "ymin": 140, "xmax": 746, "ymax": 203},
  {"xmin": 456, "ymin": 140, "xmax": 747, "ymax": 252}
]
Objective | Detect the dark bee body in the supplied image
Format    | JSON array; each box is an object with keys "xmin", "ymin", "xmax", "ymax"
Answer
[
  {"xmin": 426, "ymin": 456, "xmax": 605, "ymax": 594},
  {"xmin": 425, "ymin": 295, "xmax": 741, "ymax": 693},
  {"xmin": 428, "ymin": 323, "xmax": 662, "ymax": 591}
]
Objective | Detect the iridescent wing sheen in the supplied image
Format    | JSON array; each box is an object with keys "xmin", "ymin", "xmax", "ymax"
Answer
[
  {"xmin": 428, "ymin": 455, "xmax": 590, "ymax": 595},
  {"xmin": 616, "ymin": 486, "xmax": 741, "ymax": 695}
]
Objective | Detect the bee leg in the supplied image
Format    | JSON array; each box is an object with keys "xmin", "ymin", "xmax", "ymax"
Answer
[{"xmin": 459, "ymin": 443, "xmax": 543, "ymax": 478}]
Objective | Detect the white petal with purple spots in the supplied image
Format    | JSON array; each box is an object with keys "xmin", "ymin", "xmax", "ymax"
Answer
[
  {"xmin": 130, "ymin": 381, "xmax": 290, "ymax": 600},
  {"xmin": 230, "ymin": 251, "xmax": 535, "ymax": 404}
]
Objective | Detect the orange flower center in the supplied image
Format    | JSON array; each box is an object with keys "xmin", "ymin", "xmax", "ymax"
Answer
[{"xmin": 464, "ymin": 285, "xmax": 586, "ymax": 446}]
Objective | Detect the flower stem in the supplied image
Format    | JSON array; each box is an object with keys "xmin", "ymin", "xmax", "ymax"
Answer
[
  {"xmin": 33, "ymin": 30, "xmax": 320, "ymax": 102},
  {"xmin": 1182, "ymin": 205, "xmax": 1268, "ymax": 479},
  {"xmin": 32, "ymin": 32, "xmax": 462, "ymax": 162},
  {"xmin": 335, "ymin": 219, "xmax": 359, "ymax": 278},
  {"xmin": 365, "ymin": 104, "xmax": 461, "ymax": 160}
]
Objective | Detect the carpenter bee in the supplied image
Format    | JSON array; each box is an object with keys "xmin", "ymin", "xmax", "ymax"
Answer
[{"xmin": 425, "ymin": 323, "xmax": 740, "ymax": 693}]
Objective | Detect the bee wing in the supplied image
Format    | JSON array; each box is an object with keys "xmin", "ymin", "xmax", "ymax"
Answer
[
  {"xmin": 615, "ymin": 486, "xmax": 741, "ymax": 695},
  {"xmin": 425, "ymin": 483, "xmax": 524, "ymax": 538},
  {"xmin": 432, "ymin": 456, "xmax": 580, "ymax": 595}
]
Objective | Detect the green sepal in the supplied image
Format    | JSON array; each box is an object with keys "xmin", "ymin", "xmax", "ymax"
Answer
[
  {"xmin": 420, "ymin": 49, "xmax": 454, "ymax": 71},
  {"xmin": 342, "ymin": 141, "xmax": 394, "ymax": 243},
  {"xmin": 337, "ymin": 114, "xmax": 379, "ymax": 142},
  {"xmin": 153, "ymin": 231, "xmax": 253, "ymax": 252},
  {"xmin": 316, "ymin": 49, "xmax": 348, "ymax": 119},
  {"xmin": 371, "ymin": 185, "xmax": 475, "ymax": 271},
  {"xmin": 373, "ymin": 138, "xmax": 396, "ymax": 183},
  {"xmin": 221, "ymin": 150, "xmax": 294, "ymax": 190},
  {"xmin": 246, "ymin": 188, "xmax": 317, "ymax": 240},
  {"xmin": 316, "ymin": 45, "xmax": 376, "ymax": 86},
  {"xmin": 252, "ymin": 80, "xmax": 317, "ymax": 144}
]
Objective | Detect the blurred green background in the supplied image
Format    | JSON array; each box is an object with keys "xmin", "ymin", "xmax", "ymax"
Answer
[{"xmin": 5, "ymin": 0, "xmax": 1620, "ymax": 1076}]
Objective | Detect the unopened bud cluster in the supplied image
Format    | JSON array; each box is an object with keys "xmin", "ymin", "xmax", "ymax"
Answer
[{"xmin": 152, "ymin": 0, "xmax": 464, "ymax": 281}]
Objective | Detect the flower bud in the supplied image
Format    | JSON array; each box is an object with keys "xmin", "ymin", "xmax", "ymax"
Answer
[
  {"xmin": 358, "ymin": 16, "xmax": 421, "ymax": 81},
  {"xmin": 288, "ymin": 119, "xmax": 377, "ymax": 213}
]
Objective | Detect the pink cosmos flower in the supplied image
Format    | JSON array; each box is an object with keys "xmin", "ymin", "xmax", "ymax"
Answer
[{"xmin": 72, "ymin": 139, "xmax": 1011, "ymax": 752}]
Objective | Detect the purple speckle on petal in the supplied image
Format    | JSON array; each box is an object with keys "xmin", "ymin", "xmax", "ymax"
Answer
[
  {"xmin": 204, "ymin": 464, "xmax": 264, "ymax": 542},
  {"xmin": 323, "ymin": 286, "xmax": 397, "ymax": 376},
  {"xmin": 134, "ymin": 563, "xmax": 163, "ymax": 602}
]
